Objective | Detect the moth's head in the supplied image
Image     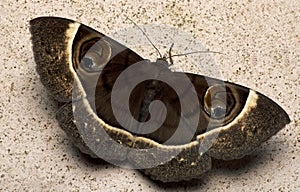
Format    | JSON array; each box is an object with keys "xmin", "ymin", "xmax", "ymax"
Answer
[{"xmin": 155, "ymin": 58, "xmax": 171, "ymax": 69}]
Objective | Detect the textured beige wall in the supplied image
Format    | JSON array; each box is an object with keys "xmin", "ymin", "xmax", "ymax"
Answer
[{"xmin": 0, "ymin": 0, "xmax": 299, "ymax": 191}]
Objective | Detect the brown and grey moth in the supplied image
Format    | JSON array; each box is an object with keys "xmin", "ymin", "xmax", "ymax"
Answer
[{"xmin": 30, "ymin": 17, "xmax": 290, "ymax": 182}]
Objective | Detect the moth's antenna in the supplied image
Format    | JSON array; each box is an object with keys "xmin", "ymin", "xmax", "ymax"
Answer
[
  {"xmin": 167, "ymin": 50, "xmax": 223, "ymax": 59},
  {"xmin": 125, "ymin": 16, "xmax": 163, "ymax": 58},
  {"xmin": 166, "ymin": 43, "xmax": 223, "ymax": 66}
]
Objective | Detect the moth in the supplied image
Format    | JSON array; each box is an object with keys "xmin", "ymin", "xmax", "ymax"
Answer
[{"xmin": 30, "ymin": 17, "xmax": 290, "ymax": 182}]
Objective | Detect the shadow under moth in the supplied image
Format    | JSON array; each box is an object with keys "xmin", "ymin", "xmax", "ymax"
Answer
[{"xmin": 30, "ymin": 17, "xmax": 290, "ymax": 182}]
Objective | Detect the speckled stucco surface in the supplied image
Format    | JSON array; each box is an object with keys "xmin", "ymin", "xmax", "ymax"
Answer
[{"xmin": 0, "ymin": 0, "xmax": 299, "ymax": 191}]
